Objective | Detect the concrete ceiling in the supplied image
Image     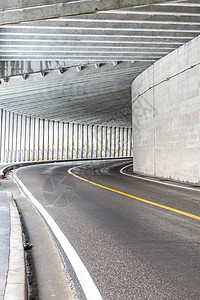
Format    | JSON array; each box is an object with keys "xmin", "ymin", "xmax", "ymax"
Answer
[{"xmin": 0, "ymin": 0, "xmax": 200, "ymax": 126}]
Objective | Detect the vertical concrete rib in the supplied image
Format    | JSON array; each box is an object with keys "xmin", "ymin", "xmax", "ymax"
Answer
[
  {"xmin": 115, "ymin": 127, "xmax": 120, "ymax": 157},
  {"xmin": 87, "ymin": 125, "xmax": 92, "ymax": 159},
  {"xmin": 25, "ymin": 117, "xmax": 31, "ymax": 161},
  {"xmin": 93, "ymin": 125, "xmax": 98, "ymax": 158},
  {"xmin": 21, "ymin": 115, "xmax": 26, "ymax": 162},
  {"xmin": 78, "ymin": 124, "xmax": 83, "ymax": 159},
  {"xmin": 8, "ymin": 112, "xmax": 14, "ymax": 163},
  {"xmin": 4, "ymin": 111, "xmax": 10, "ymax": 163},
  {"xmin": 69, "ymin": 123, "xmax": 73, "ymax": 160},
  {"xmin": 63, "ymin": 122, "xmax": 68, "ymax": 159},
  {"xmin": 102, "ymin": 126, "xmax": 105, "ymax": 158},
  {"xmin": 111, "ymin": 127, "xmax": 115, "ymax": 158},
  {"xmin": 34, "ymin": 118, "xmax": 40, "ymax": 161},
  {"xmin": 12, "ymin": 113, "xmax": 18, "ymax": 163},
  {"xmin": 58, "ymin": 122, "xmax": 64, "ymax": 160},
  {"xmin": 30, "ymin": 117, "xmax": 35, "ymax": 161},
  {"xmin": 83, "ymin": 124, "xmax": 87, "ymax": 159},
  {"xmin": 53, "ymin": 121, "xmax": 58, "ymax": 160},
  {"xmin": 128, "ymin": 128, "xmax": 132, "ymax": 157},
  {"xmin": 119, "ymin": 127, "xmax": 124, "ymax": 157},
  {"xmin": 49, "ymin": 120, "xmax": 54, "ymax": 161},
  {"xmin": 107, "ymin": 126, "xmax": 111, "ymax": 158},
  {"xmin": 39, "ymin": 119, "xmax": 44, "ymax": 161},
  {"xmin": 97, "ymin": 126, "xmax": 101, "ymax": 158},
  {"xmin": 44, "ymin": 119, "xmax": 49, "ymax": 160},
  {"xmin": 16, "ymin": 114, "xmax": 22, "ymax": 162},
  {"xmin": 73, "ymin": 123, "xmax": 78, "ymax": 159},
  {"xmin": 123, "ymin": 128, "xmax": 128, "ymax": 157}
]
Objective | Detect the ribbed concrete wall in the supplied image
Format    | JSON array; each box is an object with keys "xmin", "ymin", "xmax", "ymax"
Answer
[
  {"xmin": 0, "ymin": 109, "xmax": 132, "ymax": 163},
  {"xmin": 132, "ymin": 35, "xmax": 200, "ymax": 183}
]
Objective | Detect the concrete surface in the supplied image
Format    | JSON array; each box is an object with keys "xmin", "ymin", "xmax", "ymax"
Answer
[
  {"xmin": 132, "ymin": 34, "xmax": 200, "ymax": 183},
  {"xmin": 0, "ymin": 0, "xmax": 174, "ymax": 25},
  {"xmin": 4, "ymin": 192, "xmax": 27, "ymax": 300},
  {"xmin": 0, "ymin": 190, "xmax": 26, "ymax": 300},
  {"xmin": 0, "ymin": 192, "xmax": 10, "ymax": 300}
]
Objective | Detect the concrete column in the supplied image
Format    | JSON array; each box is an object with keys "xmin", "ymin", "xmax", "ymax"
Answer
[
  {"xmin": 17, "ymin": 115, "xmax": 22, "ymax": 162},
  {"xmin": 115, "ymin": 127, "xmax": 120, "ymax": 157},
  {"xmin": 102, "ymin": 126, "xmax": 106, "ymax": 158},
  {"xmin": 106, "ymin": 127, "xmax": 111, "ymax": 158},
  {"xmin": 119, "ymin": 127, "xmax": 124, "ymax": 157},
  {"xmin": 63, "ymin": 122, "xmax": 68, "ymax": 159},
  {"xmin": 83, "ymin": 124, "xmax": 88, "ymax": 159},
  {"xmin": 93, "ymin": 125, "xmax": 98, "ymax": 158},
  {"xmin": 73, "ymin": 123, "xmax": 78, "ymax": 159},
  {"xmin": 21, "ymin": 115, "xmax": 26, "ymax": 161},
  {"xmin": 111, "ymin": 127, "xmax": 115, "ymax": 158},
  {"xmin": 123, "ymin": 128, "xmax": 128, "ymax": 157},
  {"xmin": 97, "ymin": 126, "xmax": 102, "ymax": 158},
  {"xmin": 49, "ymin": 120, "xmax": 54, "ymax": 161},
  {"xmin": 68, "ymin": 123, "xmax": 73, "ymax": 159},
  {"xmin": 8, "ymin": 112, "xmax": 14, "ymax": 163},
  {"xmin": 127, "ymin": 128, "xmax": 132, "ymax": 157},
  {"xmin": 25, "ymin": 117, "xmax": 31, "ymax": 161},
  {"xmin": 58, "ymin": 122, "xmax": 64, "ymax": 160},
  {"xmin": 39, "ymin": 119, "xmax": 44, "ymax": 161},
  {"xmin": 78, "ymin": 124, "xmax": 83, "ymax": 159},
  {"xmin": 12, "ymin": 113, "xmax": 18, "ymax": 163},
  {"xmin": 29, "ymin": 117, "xmax": 35, "ymax": 161},
  {"xmin": 4, "ymin": 111, "xmax": 10, "ymax": 163},
  {"xmin": 44, "ymin": 119, "xmax": 49, "ymax": 160},
  {"xmin": 87, "ymin": 125, "xmax": 92, "ymax": 159},
  {"xmin": 53, "ymin": 121, "xmax": 58, "ymax": 160},
  {"xmin": 34, "ymin": 118, "xmax": 39, "ymax": 161}
]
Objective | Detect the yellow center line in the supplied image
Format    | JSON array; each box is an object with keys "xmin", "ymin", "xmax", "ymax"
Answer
[{"xmin": 68, "ymin": 167, "xmax": 200, "ymax": 221}]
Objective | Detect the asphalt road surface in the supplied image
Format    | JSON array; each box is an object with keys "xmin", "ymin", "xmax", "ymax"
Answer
[{"xmin": 15, "ymin": 159, "xmax": 200, "ymax": 300}]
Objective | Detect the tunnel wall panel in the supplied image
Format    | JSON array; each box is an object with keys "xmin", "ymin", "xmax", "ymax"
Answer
[
  {"xmin": 132, "ymin": 35, "xmax": 200, "ymax": 183},
  {"xmin": 0, "ymin": 109, "xmax": 132, "ymax": 163}
]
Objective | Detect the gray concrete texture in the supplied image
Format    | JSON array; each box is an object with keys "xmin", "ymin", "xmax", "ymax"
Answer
[
  {"xmin": 0, "ymin": 0, "xmax": 179, "ymax": 25},
  {"xmin": 0, "ymin": 193, "xmax": 10, "ymax": 300},
  {"xmin": 132, "ymin": 34, "xmax": 200, "ymax": 184}
]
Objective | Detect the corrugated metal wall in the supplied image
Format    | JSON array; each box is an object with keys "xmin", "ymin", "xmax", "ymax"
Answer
[{"xmin": 0, "ymin": 109, "xmax": 132, "ymax": 163}]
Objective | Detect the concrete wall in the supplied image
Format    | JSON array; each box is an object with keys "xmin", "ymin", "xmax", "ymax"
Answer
[
  {"xmin": 0, "ymin": 109, "xmax": 132, "ymax": 163},
  {"xmin": 132, "ymin": 35, "xmax": 200, "ymax": 183}
]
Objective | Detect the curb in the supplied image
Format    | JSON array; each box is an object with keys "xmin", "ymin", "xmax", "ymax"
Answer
[{"xmin": 4, "ymin": 192, "xmax": 27, "ymax": 300}]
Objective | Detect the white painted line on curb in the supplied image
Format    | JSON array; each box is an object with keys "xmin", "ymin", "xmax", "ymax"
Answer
[
  {"xmin": 13, "ymin": 171, "xmax": 104, "ymax": 300},
  {"xmin": 120, "ymin": 164, "xmax": 200, "ymax": 193}
]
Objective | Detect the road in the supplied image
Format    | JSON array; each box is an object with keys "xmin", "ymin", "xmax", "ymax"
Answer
[{"xmin": 15, "ymin": 159, "xmax": 200, "ymax": 300}]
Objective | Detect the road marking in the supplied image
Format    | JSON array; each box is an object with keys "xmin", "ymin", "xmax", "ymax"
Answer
[
  {"xmin": 13, "ymin": 171, "xmax": 104, "ymax": 300},
  {"xmin": 69, "ymin": 166, "xmax": 200, "ymax": 221},
  {"xmin": 120, "ymin": 164, "xmax": 200, "ymax": 193}
]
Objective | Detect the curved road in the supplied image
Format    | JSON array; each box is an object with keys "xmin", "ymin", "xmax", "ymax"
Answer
[{"xmin": 15, "ymin": 159, "xmax": 200, "ymax": 300}]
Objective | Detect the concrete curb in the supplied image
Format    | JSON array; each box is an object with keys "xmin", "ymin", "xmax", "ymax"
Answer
[
  {"xmin": 0, "ymin": 157, "xmax": 132, "ymax": 179},
  {"xmin": 4, "ymin": 192, "xmax": 27, "ymax": 300}
]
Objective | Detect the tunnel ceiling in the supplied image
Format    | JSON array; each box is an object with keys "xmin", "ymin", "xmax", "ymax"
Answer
[{"xmin": 0, "ymin": 0, "xmax": 200, "ymax": 126}]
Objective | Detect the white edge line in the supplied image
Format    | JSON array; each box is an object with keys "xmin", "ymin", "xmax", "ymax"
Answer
[
  {"xmin": 13, "ymin": 170, "xmax": 104, "ymax": 300},
  {"xmin": 120, "ymin": 164, "xmax": 200, "ymax": 193}
]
